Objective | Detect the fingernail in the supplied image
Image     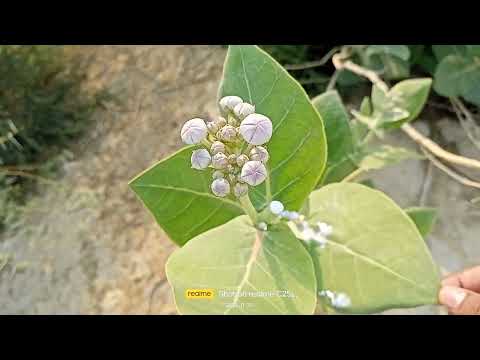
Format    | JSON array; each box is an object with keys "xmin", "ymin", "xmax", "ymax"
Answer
[{"xmin": 439, "ymin": 286, "xmax": 467, "ymax": 308}]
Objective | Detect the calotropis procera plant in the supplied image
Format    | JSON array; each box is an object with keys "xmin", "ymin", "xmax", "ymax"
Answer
[{"xmin": 129, "ymin": 45, "xmax": 441, "ymax": 315}]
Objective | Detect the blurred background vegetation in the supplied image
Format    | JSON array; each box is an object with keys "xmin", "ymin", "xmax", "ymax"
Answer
[{"xmin": 0, "ymin": 45, "xmax": 108, "ymax": 229}]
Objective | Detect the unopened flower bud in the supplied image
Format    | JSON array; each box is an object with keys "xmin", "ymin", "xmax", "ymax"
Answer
[
  {"xmin": 228, "ymin": 154, "xmax": 237, "ymax": 164},
  {"xmin": 239, "ymin": 114, "xmax": 273, "ymax": 145},
  {"xmin": 215, "ymin": 117, "xmax": 227, "ymax": 128},
  {"xmin": 317, "ymin": 222, "xmax": 333, "ymax": 237},
  {"xmin": 191, "ymin": 149, "xmax": 211, "ymax": 170},
  {"xmin": 211, "ymin": 178, "xmax": 231, "ymax": 197},
  {"xmin": 269, "ymin": 201, "xmax": 284, "ymax": 215},
  {"xmin": 240, "ymin": 161, "xmax": 267, "ymax": 186},
  {"xmin": 233, "ymin": 182, "xmax": 249, "ymax": 198},
  {"xmin": 250, "ymin": 146, "xmax": 269, "ymax": 163},
  {"xmin": 257, "ymin": 222, "xmax": 268, "ymax": 231},
  {"xmin": 236, "ymin": 154, "xmax": 249, "ymax": 167},
  {"xmin": 234, "ymin": 102, "xmax": 256, "ymax": 120},
  {"xmin": 206, "ymin": 121, "xmax": 219, "ymax": 135},
  {"xmin": 219, "ymin": 96, "xmax": 243, "ymax": 114},
  {"xmin": 210, "ymin": 141, "xmax": 225, "ymax": 155},
  {"xmin": 212, "ymin": 170, "xmax": 225, "ymax": 180},
  {"xmin": 218, "ymin": 125, "xmax": 237, "ymax": 142},
  {"xmin": 212, "ymin": 152, "xmax": 229, "ymax": 169},
  {"xmin": 181, "ymin": 118, "xmax": 208, "ymax": 145},
  {"xmin": 227, "ymin": 165, "xmax": 236, "ymax": 174}
]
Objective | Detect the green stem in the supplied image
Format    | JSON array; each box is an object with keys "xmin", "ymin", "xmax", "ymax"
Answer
[{"xmin": 239, "ymin": 195, "xmax": 258, "ymax": 223}]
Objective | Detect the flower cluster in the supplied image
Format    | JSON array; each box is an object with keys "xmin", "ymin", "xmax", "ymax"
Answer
[
  {"xmin": 319, "ymin": 290, "xmax": 351, "ymax": 309},
  {"xmin": 181, "ymin": 96, "xmax": 272, "ymax": 198}
]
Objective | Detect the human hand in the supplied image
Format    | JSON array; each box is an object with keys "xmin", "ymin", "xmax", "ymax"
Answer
[{"xmin": 438, "ymin": 266, "xmax": 480, "ymax": 315}]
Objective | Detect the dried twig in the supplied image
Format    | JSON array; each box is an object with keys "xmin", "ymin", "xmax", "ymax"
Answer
[{"xmin": 451, "ymin": 97, "xmax": 480, "ymax": 152}]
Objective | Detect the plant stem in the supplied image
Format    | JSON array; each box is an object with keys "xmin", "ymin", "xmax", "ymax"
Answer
[
  {"xmin": 239, "ymin": 195, "xmax": 258, "ymax": 223},
  {"xmin": 341, "ymin": 168, "xmax": 364, "ymax": 183}
]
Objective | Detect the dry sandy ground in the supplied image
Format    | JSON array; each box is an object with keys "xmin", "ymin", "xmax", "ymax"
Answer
[{"xmin": 0, "ymin": 45, "xmax": 479, "ymax": 315}]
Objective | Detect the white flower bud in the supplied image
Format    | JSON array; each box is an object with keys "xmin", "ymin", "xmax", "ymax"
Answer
[
  {"xmin": 212, "ymin": 152, "xmax": 229, "ymax": 169},
  {"xmin": 236, "ymin": 154, "xmax": 249, "ymax": 167},
  {"xmin": 212, "ymin": 170, "xmax": 225, "ymax": 180},
  {"xmin": 281, "ymin": 211, "xmax": 300, "ymax": 221},
  {"xmin": 206, "ymin": 121, "xmax": 219, "ymax": 135},
  {"xmin": 190, "ymin": 149, "xmax": 211, "ymax": 170},
  {"xmin": 239, "ymin": 114, "xmax": 273, "ymax": 145},
  {"xmin": 218, "ymin": 125, "xmax": 237, "ymax": 142},
  {"xmin": 250, "ymin": 146, "xmax": 269, "ymax": 163},
  {"xmin": 234, "ymin": 102, "xmax": 256, "ymax": 120},
  {"xmin": 257, "ymin": 222, "xmax": 268, "ymax": 231},
  {"xmin": 219, "ymin": 96, "xmax": 243, "ymax": 114},
  {"xmin": 269, "ymin": 201, "xmax": 284, "ymax": 215},
  {"xmin": 215, "ymin": 117, "xmax": 227, "ymax": 128},
  {"xmin": 240, "ymin": 161, "xmax": 267, "ymax": 186},
  {"xmin": 211, "ymin": 178, "xmax": 231, "ymax": 197},
  {"xmin": 317, "ymin": 222, "xmax": 333, "ymax": 237},
  {"xmin": 233, "ymin": 182, "xmax": 249, "ymax": 198},
  {"xmin": 332, "ymin": 293, "xmax": 351, "ymax": 309},
  {"xmin": 228, "ymin": 154, "xmax": 237, "ymax": 164},
  {"xmin": 181, "ymin": 118, "xmax": 208, "ymax": 145},
  {"xmin": 210, "ymin": 141, "xmax": 225, "ymax": 155}
]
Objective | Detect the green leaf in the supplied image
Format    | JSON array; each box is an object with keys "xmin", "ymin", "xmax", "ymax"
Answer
[
  {"xmin": 306, "ymin": 183, "xmax": 441, "ymax": 314},
  {"xmin": 467, "ymin": 45, "xmax": 480, "ymax": 57},
  {"xmin": 365, "ymin": 45, "xmax": 411, "ymax": 61},
  {"xmin": 432, "ymin": 45, "xmax": 467, "ymax": 61},
  {"xmin": 129, "ymin": 147, "xmax": 244, "ymax": 246},
  {"xmin": 166, "ymin": 216, "xmax": 317, "ymax": 315},
  {"xmin": 352, "ymin": 145, "xmax": 424, "ymax": 171},
  {"xmin": 219, "ymin": 45, "xmax": 327, "ymax": 211},
  {"xmin": 312, "ymin": 91, "xmax": 355, "ymax": 186},
  {"xmin": 405, "ymin": 207, "xmax": 437, "ymax": 238},
  {"xmin": 434, "ymin": 55, "xmax": 480, "ymax": 106}
]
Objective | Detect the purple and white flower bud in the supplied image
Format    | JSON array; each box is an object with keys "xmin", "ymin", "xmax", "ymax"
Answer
[
  {"xmin": 269, "ymin": 201, "xmax": 284, "ymax": 215},
  {"xmin": 233, "ymin": 182, "xmax": 249, "ymax": 198},
  {"xmin": 240, "ymin": 161, "xmax": 267, "ymax": 186},
  {"xmin": 190, "ymin": 149, "xmax": 211, "ymax": 170},
  {"xmin": 212, "ymin": 170, "xmax": 225, "ymax": 180},
  {"xmin": 181, "ymin": 118, "xmax": 208, "ymax": 145},
  {"xmin": 218, "ymin": 125, "xmax": 237, "ymax": 142},
  {"xmin": 236, "ymin": 154, "xmax": 249, "ymax": 167},
  {"xmin": 219, "ymin": 96, "xmax": 243, "ymax": 114},
  {"xmin": 239, "ymin": 114, "xmax": 273, "ymax": 145},
  {"xmin": 212, "ymin": 152, "xmax": 229, "ymax": 170},
  {"xmin": 233, "ymin": 102, "xmax": 255, "ymax": 120},
  {"xmin": 206, "ymin": 121, "xmax": 219, "ymax": 135},
  {"xmin": 211, "ymin": 178, "xmax": 231, "ymax": 197},
  {"xmin": 210, "ymin": 141, "xmax": 225, "ymax": 155},
  {"xmin": 250, "ymin": 146, "xmax": 269, "ymax": 163}
]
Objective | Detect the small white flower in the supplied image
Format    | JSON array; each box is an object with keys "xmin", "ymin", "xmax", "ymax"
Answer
[
  {"xmin": 236, "ymin": 154, "xmax": 249, "ymax": 167},
  {"xmin": 190, "ymin": 149, "xmax": 211, "ymax": 170},
  {"xmin": 280, "ymin": 210, "xmax": 300, "ymax": 221},
  {"xmin": 301, "ymin": 225, "xmax": 316, "ymax": 241},
  {"xmin": 212, "ymin": 152, "xmax": 229, "ymax": 169},
  {"xmin": 210, "ymin": 141, "xmax": 226, "ymax": 155},
  {"xmin": 218, "ymin": 125, "xmax": 237, "ymax": 142},
  {"xmin": 212, "ymin": 170, "xmax": 224, "ymax": 180},
  {"xmin": 206, "ymin": 121, "xmax": 219, "ymax": 135},
  {"xmin": 269, "ymin": 201, "xmax": 285, "ymax": 215},
  {"xmin": 317, "ymin": 222, "xmax": 333, "ymax": 237},
  {"xmin": 233, "ymin": 102, "xmax": 255, "ymax": 120},
  {"xmin": 181, "ymin": 118, "xmax": 208, "ymax": 145},
  {"xmin": 250, "ymin": 146, "xmax": 269, "ymax": 163},
  {"xmin": 211, "ymin": 178, "xmax": 231, "ymax": 197},
  {"xmin": 312, "ymin": 231, "xmax": 327, "ymax": 247},
  {"xmin": 239, "ymin": 114, "xmax": 273, "ymax": 145},
  {"xmin": 257, "ymin": 222, "xmax": 268, "ymax": 231},
  {"xmin": 219, "ymin": 96, "xmax": 243, "ymax": 114},
  {"xmin": 233, "ymin": 182, "xmax": 249, "ymax": 198},
  {"xmin": 240, "ymin": 161, "xmax": 267, "ymax": 186},
  {"xmin": 332, "ymin": 293, "xmax": 351, "ymax": 309}
]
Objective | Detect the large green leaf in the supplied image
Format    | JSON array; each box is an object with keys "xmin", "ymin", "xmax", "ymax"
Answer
[
  {"xmin": 312, "ymin": 91, "xmax": 355, "ymax": 185},
  {"xmin": 306, "ymin": 183, "xmax": 440, "ymax": 314},
  {"xmin": 434, "ymin": 55, "xmax": 480, "ymax": 106},
  {"xmin": 405, "ymin": 207, "xmax": 437, "ymax": 238},
  {"xmin": 218, "ymin": 45, "xmax": 327, "ymax": 211},
  {"xmin": 129, "ymin": 147, "xmax": 244, "ymax": 246},
  {"xmin": 432, "ymin": 45, "xmax": 467, "ymax": 61},
  {"xmin": 166, "ymin": 216, "xmax": 317, "ymax": 315}
]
